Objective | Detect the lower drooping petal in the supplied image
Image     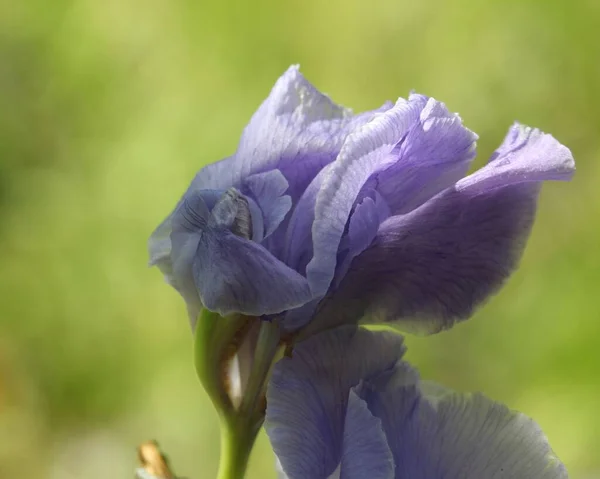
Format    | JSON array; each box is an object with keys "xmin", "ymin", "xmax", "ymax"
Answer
[
  {"xmin": 192, "ymin": 229, "xmax": 312, "ymax": 317},
  {"xmin": 168, "ymin": 189, "xmax": 312, "ymax": 319},
  {"xmin": 362, "ymin": 378, "xmax": 568, "ymax": 479},
  {"xmin": 315, "ymin": 124, "xmax": 575, "ymax": 334},
  {"xmin": 266, "ymin": 327, "xmax": 567, "ymax": 479},
  {"xmin": 265, "ymin": 327, "xmax": 407, "ymax": 479},
  {"xmin": 337, "ymin": 390, "xmax": 394, "ymax": 479}
]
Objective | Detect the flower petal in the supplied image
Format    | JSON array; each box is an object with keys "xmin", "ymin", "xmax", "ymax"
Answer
[
  {"xmin": 420, "ymin": 391, "xmax": 567, "ymax": 478},
  {"xmin": 242, "ymin": 169, "xmax": 292, "ymax": 238},
  {"xmin": 168, "ymin": 190, "xmax": 312, "ymax": 318},
  {"xmin": 306, "ymin": 97, "xmax": 426, "ymax": 300},
  {"xmin": 375, "ymin": 96, "xmax": 478, "ymax": 215},
  {"xmin": 265, "ymin": 327, "xmax": 406, "ymax": 479},
  {"xmin": 335, "ymin": 190, "xmax": 391, "ymax": 287},
  {"xmin": 337, "ymin": 389, "xmax": 394, "ymax": 479},
  {"xmin": 364, "ymin": 377, "xmax": 567, "ymax": 478},
  {"xmin": 458, "ymin": 123, "xmax": 574, "ymax": 194},
  {"xmin": 190, "ymin": 66, "xmax": 391, "ymax": 202},
  {"xmin": 148, "ymin": 189, "xmax": 224, "ymax": 284},
  {"xmin": 315, "ymin": 124, "xmax": 575, "ymax": 334},
  {"xmin": 192, "ymin": 229, "xmax": 312, "ymax": 316}
]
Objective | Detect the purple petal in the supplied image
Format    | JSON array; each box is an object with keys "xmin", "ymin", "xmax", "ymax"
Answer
[
  {"xmin": 148, "ymin": 214, "xmax": 175, "ymax": 280},
  {"xmin": 282, "ymin": 165, "xmax": 330, "ymax": 274},
  {"xmin": 364, "ymin": 377, "xmax": 567, "ymax": 478},
  {"xmin": 192, "ymin": 230, "xmax": 312, "ymax": 316},
  {"xmin": 265, "ymin": 327, "xmax": 405, "ymax": 479},
  {"xmin": 375, "ymin": 96, "xmax": 478, "ymax": 215},
  {"xmin": 335, "ymin": 190, "xmax": 391, "ymax": 287},
  {"xmin": 306, "ymin": 97, "xmax": 426, "ymax": 300},
  {"xmin": 169, "ymin": 190, "xmax": 312, "ymax": 318},
  {"xmin": 242, "ymin": 169, "xmax": 292, "ymax": 238},
  {"xmin": 458, "ymin": 123, "xmax": 574, "ymax": 193},
  {"xmin": 338, "ymin": 390, "xmax": 394, "ymax": 479},
  {"xmin": 316, "ymin": 124, "xmax": 575, "ymax": 334},
  {"xmin": 148, "ymin": 189, "xmax": 224, "ymax": 282},
  {"xmin": 190, "ymin": 66, "xmax": 391, "ymax": 202}
]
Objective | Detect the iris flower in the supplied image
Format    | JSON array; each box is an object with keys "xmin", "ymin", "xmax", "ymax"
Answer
[
  {"xmin": 148, "ymin": 65, "xmax": 574, "ymax": 336},
  {"xmin": 147, "ymin": 66, "xmax": 574, "ymax": 479},
  {"xmin": 266, "ymin": 326, "xmax": 567, "ymax": 479}
]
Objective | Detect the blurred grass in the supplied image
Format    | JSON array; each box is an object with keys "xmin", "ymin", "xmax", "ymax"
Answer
[{"xmin": 0, "ymin": 0, "xmax": 598, "ymax": 477}]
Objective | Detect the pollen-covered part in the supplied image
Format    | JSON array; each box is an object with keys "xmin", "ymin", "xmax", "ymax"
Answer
[{"xmin": 212, "ymin": 188, "xmax": 253, "ymax": 239}]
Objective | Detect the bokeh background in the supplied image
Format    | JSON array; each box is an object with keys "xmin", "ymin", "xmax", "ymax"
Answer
[{"xmin": 1, "ymin": 0, "xmax": 599, "ymax": 477}]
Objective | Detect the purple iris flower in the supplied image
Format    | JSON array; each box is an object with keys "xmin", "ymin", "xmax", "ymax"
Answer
[
  {"xmin": 266, "ymin": 326, "xmax": 567, "ymax": 479},
  {"xmin": 148, "ymin": 65, "xmax": 574, "ymax": 333}
]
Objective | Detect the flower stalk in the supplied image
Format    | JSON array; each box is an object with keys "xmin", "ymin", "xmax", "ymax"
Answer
[{"xmin": 195, "ymin": 310, "xmax": 283, "ymax": 479}]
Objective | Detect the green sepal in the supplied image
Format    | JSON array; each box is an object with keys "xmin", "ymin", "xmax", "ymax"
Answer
[{"xmin": 194, "ymin": 309, "xmax": 249, "ymax": 416}]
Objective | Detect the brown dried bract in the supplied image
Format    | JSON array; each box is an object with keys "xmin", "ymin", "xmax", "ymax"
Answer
[{"xmin": 137, "ymin": 440, "xmax": 176, "ymax": 479}]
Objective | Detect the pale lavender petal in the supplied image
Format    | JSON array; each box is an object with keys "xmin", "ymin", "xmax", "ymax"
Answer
[
  {"xmin": 190, "ymin": 66, "xmax": 391, "ymax": 202},
  {"xmin": 375, "ymin": 96, "xmax": 478, "ymax": 214},
  {"xmin": 458, "ymin": 123, "xmax": 574, "ymax": 193},
  {"xmin": 316, "ymin": 125, "xmax": 575, "ymax": 334},
  {"xmin": 306, "ymin": 97, "xmax": 426, "ymax": 299},
  {"xmin": 265, "ymin": 327, "xmax": 405, "ymax": 479}
]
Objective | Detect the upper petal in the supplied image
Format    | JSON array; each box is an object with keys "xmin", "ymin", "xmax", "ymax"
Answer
[
  {"xmin": 458, "ymin": 123, "xmax": 574, "ymax": 193},
  {"xmin": 265, "ymin": 327, "xmax": 406, "ymax": 479},
  {"xmin": 313, "ymin": 124, "xmax": 575, "ymax": 334},
  {"xmin": 305, "ymin": 96, "xmax": 426, "ymax": 300},
  {"xmin": 190, "ymin": 65, "xmax": 391, "ymax": 202},
  {"xmin": 375, "ymin": 95, "xmax": 478, "ymax": 214},
  {"xmin": 151, "ymin": 67, "xmax": 393, "ymax": 280}
]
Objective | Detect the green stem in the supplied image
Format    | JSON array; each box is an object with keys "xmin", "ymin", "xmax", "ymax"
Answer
[{"xmin": 216, "ymin": 416, "xmax": 261, "ymax": 479}]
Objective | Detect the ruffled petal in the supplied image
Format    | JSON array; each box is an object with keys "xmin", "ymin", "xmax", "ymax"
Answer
[
  {"xmin": 265, "ymin": 327, "xmax": 406, "ymax": 479},
  {"xmin": 305, "ymin": 97, "xmax": 426, "ymax": 300},
  {"xmin": 458, "ymin": 123, "xmax": 574, "ymax": 193},
  {"xmin": 375, "ymin": 95, "xmax": 478, "ymax": 214},
  {"xmin": 190, "ymin": 66, "xmax": 391, "ymax": 202},
  {"xmin": 315, "ymin": 124, "xmax": 575, "ymax": 334}
]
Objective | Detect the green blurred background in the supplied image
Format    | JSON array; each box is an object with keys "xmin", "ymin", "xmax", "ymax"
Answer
[{"xmin": 1, "ymin": 0, "xmax": 598, "ymax": 477}]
